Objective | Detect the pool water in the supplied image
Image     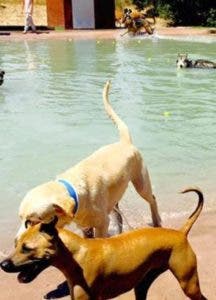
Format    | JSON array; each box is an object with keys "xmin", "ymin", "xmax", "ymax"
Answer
[{"xmin": 0, "ymin": 36, "xmax": 215, "ymax": 239}]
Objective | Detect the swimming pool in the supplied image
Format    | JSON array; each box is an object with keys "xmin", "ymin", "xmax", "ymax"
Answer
[{"xmin": 0, "ymin": 36, "xmax": 215, "ymax": 241}]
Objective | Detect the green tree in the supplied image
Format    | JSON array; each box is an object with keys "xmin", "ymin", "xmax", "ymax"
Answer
[{"xmin": 132, "ymin": 0, "xmax": 216, "ymax": 26}]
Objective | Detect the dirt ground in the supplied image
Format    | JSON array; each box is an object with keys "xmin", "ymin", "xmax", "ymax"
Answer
[{"xmin": 0, "ymin": 1, "xmax": 47, "ymax": 26}]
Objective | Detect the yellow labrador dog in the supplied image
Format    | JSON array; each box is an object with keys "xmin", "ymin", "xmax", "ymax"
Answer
[{"xmin": 17, "ymin": 81, "xmax": 161, "ymax": 239}]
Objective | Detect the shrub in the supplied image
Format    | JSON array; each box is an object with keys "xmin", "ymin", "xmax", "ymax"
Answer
[
  {"xmin": 206, "ymin": 8, "xmax": 216, "ymax": 27},
  {"xmin": 156, "ymin": 3, "xmax": 174, "ymax": 21},
  {"xmin": 115, "ymin": 0, "xmax": 133, "ymax": 9}
]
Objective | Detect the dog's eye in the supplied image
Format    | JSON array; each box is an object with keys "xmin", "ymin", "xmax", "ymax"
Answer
[
  {"xmin": 25, "ymin": 220, "xmax": 32, "ymax": 228},
  {"xmin": 21, "ymin": 244, "xmax": 32, "ymax": 254}
]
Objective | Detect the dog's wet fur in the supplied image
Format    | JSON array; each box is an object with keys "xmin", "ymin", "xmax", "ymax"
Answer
[
  {"xmin": 176, "ymin": 54, "xmax": 216, "ymax": 69},
  {"xmin": 1, "ymin": 188, "xmax": 207, "ymax": 300},
  {"xmin": 121, "ymin": 8, "xmax": 155, "ymax": 36},
  {"xmin": 0, "ymin": 69, "xmax": 5, "ymax": 85}
]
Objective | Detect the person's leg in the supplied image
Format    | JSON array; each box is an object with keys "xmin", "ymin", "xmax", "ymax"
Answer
[
  {"xmin": 28, "ymin": 14, "xmax": 36, "ymax": 32},
  {"xmin": 23, "ymin": 13, "xmax": 30, "ymax": 33}
]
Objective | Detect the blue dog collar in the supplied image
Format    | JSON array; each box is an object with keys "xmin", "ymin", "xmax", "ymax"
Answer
[{"xmin": 57, "ymin": 179, "xmax": 79, "ymax": 215}]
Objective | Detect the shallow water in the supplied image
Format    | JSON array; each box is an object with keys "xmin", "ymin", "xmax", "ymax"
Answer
[{"xmin": 0, "ymin": 36, "xmax": 215, "ymax": 239}]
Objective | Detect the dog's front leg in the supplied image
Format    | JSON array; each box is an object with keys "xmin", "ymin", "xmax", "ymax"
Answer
[
  {"xmin": 94, "ymin": 215, "xmax": 110, "ymax": 237},
  {"xmin": 134, "ymin": 267, "xmax": 166, "ymax": 300},
  {"xmin": 112, "ymin": 203, "xmax": 123, "ymax": 234}
]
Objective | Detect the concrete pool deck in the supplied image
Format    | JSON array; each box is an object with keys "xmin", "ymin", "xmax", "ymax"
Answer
[{"xmin": 0, "ymin": 27, "xmax": 216, "ymax": 41}]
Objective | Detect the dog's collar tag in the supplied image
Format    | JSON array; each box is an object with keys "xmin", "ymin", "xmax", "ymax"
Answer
[{"xmin": 57, "ymin": 179, "xmax": 79, "ymax": 214}]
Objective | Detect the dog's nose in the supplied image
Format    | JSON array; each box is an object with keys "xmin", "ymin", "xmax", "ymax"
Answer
[{"xmin": 0, "ymin": 259, "xmax": 15, "ymax": 272}]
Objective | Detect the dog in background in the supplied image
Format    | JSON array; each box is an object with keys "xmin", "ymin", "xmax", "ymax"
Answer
[
  {"xmin": 1, "ymin": 188, "xmax": 206, "ymax": 300},
  {"xmin": 16, "ymin": 81, "xmax": 161, "ymax": 241},
  {"xmin": 176, "ymin": 54, "xmax": 216, "ymax": 69},
  {"xmin": 121, "ymin": 8, "xmax": 155, "ymax": 36},
  {"xmin": 0, "ymin": 69, "xmax": 5, "ymax": 85}
]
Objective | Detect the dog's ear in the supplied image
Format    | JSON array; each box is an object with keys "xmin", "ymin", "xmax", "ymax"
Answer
[
  {"xmin": 52, "ymin": 204, "xmax": 74, "ymax": 219},
  {"xmin": 52, "ymin": 204, "xmax": 67, "ymax": 216},
  {"xmin": 124, "ymin": 8, "xmax": 128, "ymax": 14},
  {"xmin": 128, "ymin": 8, "xmax": 132, "ymax": 13},
  {"xmin": 40, "ymin": 216, "xmax": 58, "ymax": 237}
]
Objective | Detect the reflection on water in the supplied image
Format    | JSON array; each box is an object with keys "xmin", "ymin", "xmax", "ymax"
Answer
[{"xmin": 0, "ymin": 37, "xmax": 215, "ymax": 231}]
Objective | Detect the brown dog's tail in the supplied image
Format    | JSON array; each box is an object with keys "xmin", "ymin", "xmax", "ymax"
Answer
[
  {"xmin": 103, "ymin": 81, "xmax": 132, "ymax": 144},
  {"xmin": 180, "ymin": 187, "xmax": 204, "ymax": 236}
]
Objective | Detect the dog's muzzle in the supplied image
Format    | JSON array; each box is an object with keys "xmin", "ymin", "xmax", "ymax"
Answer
[{"xmin": 1, "ymin": 258, "xmax": 51, "ymax": 283}]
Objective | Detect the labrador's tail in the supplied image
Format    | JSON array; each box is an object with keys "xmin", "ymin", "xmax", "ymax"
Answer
[{"xmin": 103, "ymin": 81, "xmax": 132, "ymax": 144}]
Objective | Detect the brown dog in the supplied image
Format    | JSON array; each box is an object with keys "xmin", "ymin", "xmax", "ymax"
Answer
[
  {"xmin": 16, "ymin": 81, "xmax": 161, "ymax": 240},
  {"xmin": 1, "ymin": 188, "xmax": 206, "ymax": 300},
  {"xmin": 121, "ymin": 8, "xmax": 155, "ymax": 36}
]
